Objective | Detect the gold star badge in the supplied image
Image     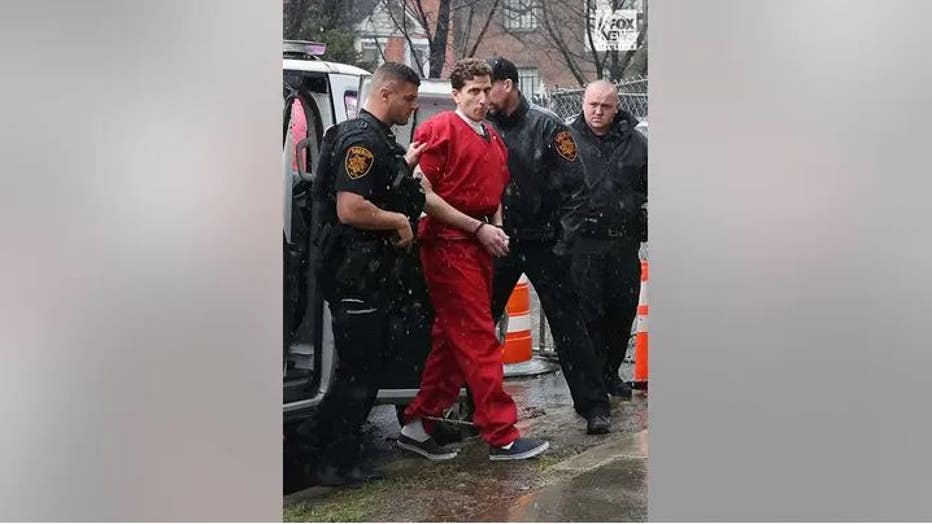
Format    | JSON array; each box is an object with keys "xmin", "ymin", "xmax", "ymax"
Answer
[
  {"xmin": 345, "ymin": 146, "xmax": 374, "ymax": 179},
  {"xmin": 554, "ymin": 131, "xmax": 578, "ymax": 162}
]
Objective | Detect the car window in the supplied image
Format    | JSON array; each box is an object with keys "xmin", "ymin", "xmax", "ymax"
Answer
[{"xmin": 344, "ymin": 90, "xmax": 358, "ymax": 119}]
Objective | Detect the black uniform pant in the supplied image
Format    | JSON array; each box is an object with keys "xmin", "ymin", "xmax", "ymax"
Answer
[
  {"xmin": 298, "ymin": 253, "xmax": 431, "ymax": 469},
  {"xmin": 571, "ymin": 236, "xmax": 641, "ymax": 384},
  {"xmin": 491, "ymin": 241, "xmax": 609, "ymax": 417}
]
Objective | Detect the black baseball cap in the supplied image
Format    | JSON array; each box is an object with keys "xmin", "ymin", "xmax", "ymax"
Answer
[{"xmin": 487, "ymin": 56, "xmax": 519, "ymax": 84}]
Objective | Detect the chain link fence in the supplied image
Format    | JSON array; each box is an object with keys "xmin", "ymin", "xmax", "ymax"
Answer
[{"xmin": 544, "ymin": 76, "xmax": 648, "ymax": 124}]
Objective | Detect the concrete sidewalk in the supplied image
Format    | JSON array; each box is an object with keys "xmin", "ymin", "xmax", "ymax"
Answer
[
  {"xmin": 284, "ymin": 378, "xmax": 647, "ymax": 522},
  {"xmin": 473, "ymin": 430, "xmax": 648, "ymax": 522}
]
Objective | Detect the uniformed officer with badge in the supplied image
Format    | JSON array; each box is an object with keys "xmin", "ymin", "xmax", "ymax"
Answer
[
  {"xmin": 484, "ymin": 57, "xmax": 614, "ymax": 435},
  {"xmin": 295, "ymin": 62, "xmax": 430, "ymax": 487}
]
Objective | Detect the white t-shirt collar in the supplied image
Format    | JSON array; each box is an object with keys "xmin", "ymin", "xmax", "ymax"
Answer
[{"xmin": 455, "ymin": 108, "xmax": 487, "ymax": 137}]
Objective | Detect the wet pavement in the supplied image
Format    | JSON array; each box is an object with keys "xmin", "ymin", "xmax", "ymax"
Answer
[
  {"xmin": 473, "ymin": 437, "xmax": 647, "ymax": 522},
  {"xmin": 284, "ymin": 366, "xmax": 647, "ymax": 522}
]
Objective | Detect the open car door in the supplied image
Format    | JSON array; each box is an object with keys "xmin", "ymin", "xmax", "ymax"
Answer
[{"xmin": 282, "ymin": 70, "xmax": 335, "ymax": 420}]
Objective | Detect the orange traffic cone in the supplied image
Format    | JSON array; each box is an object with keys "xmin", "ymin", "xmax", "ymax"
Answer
[
  {"xmin": 500, "ymin": 274, "xmax": 556, "ymax": 378},
  {"xmin": 631, "ymin": 260, "xmax": 649, "ymax": 390},
  {"xmin": 501, "ymin": 274, "xmax": 533, "ymax": 364}
]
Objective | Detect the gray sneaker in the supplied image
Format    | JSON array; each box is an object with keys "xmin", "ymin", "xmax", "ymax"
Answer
[
  {"xmin": 397, "ymin": 434, "xmax": 458, "ymax": 461},
  {"xmin": 489, "ymin": 437, "xmax": 550, "ymax": 461}
]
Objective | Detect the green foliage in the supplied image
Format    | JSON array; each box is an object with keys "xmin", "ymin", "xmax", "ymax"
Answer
[
  {"xmin": 309, "ymin": 27, "xmax": 364, "ymax": 67},
  {"xmin": 283, "ymin": 0, "xmax": 368, "ymax": 69}
]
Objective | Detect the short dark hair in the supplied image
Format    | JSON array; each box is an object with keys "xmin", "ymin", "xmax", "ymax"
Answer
[
  {"xmin": 372, "ymin": 62, "xmax": 421, "ymax": 89},
  {"xmin": 449, "ymin": 58, "xmax": 492, "ymax": 90}
]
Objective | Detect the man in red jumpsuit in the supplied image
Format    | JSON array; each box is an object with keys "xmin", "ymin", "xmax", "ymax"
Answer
[{"xmin": 397, "ymin": 58, "xmax": 550, "ymax": 461}]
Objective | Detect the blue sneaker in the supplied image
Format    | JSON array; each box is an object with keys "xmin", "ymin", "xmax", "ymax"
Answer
[{"xmin": 489, "ymin": 437, "xmax": 550, "ymax": 461}]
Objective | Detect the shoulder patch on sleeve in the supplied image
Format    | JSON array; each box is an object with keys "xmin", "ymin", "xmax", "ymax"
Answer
[
  {"xmin": 344, "ymin": 145, "xmax": 374, "ymax": 179},
  {"xmin": 554, "ymin": 130, "xmax": 578, "ymax": 162}
]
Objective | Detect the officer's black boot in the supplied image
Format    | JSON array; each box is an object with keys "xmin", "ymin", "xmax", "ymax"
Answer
[
  {"xmin": 312, "ymin": 464, "xmax": 363, "ymax": 488},
  {"xmin": 606, "ymin": 375, "xmax": 633, "ymax": 399},
  {"xmin": 586, "ymin": 404, "xmax": 612, "ymax": 434}
]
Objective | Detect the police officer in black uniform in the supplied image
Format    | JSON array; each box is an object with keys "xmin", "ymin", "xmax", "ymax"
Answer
[
  {"xmin": 568, "ymin": 80, "xmax": 647, "ymax": 395},
  {"xmin": 295, "ymin": 62, "xmax": 430, "ymax": 487},
  {"xmin": 485, "ymin": 57, "xmax": 613, "ymax": 434}
]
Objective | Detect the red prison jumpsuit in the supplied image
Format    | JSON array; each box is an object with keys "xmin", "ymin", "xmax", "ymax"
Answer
[{"xmin": 403, "ymin": 111, "xmax": 520, "ymax": 447}]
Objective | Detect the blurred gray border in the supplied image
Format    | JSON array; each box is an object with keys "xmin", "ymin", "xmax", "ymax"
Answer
[
  {"xmin": 7, "ymin": 0, "xmax": 932, "ymax": 520},
  {"xmin": 0, "ymin": 1, "xmax": 281, "ymax": 520},
  {"xmin": 650, "ymin": 1, "xmax": 932, "ymax": 520}
]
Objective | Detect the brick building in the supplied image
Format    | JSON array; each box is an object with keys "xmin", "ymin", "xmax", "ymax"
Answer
[{"xmin": 351, "ymin": 0, "xmax": 645, "ymax": 96}]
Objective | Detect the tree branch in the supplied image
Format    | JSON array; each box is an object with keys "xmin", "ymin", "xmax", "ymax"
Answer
[
  {"xmin": 411, "ymin": 0, "xmax": 434, "ymax": 42},
  {"xmin": 618, "ymin": 20, "xmax": 647, "ymax": 78},
  {"xmin": 459, "ymin": 5, "xmax": 475, "ymax": 57},
  {"xmin": 451, "ymin": 0, "xmax": 485, "ymax": 13},
  {"xmin": 467, "ymin": 0, "xmax": 501, "ymax": 57},
  {"xmin": 381, "ymin": 0, "xmax": 426, "ymax": 74},
  {"xmin": 429, "ymin": 0, "xmax": 452, "ymax": 76},
  {"xmin": 371, "ymin": 35, "xmax": 388, "ymax": 63},
  {"xmin": 537, "ymin": 0, "xmax": 587, "ymax": 84},
  {"xmin": 584, "ymin": 0, "xmax": 604, "ymax": 78}
]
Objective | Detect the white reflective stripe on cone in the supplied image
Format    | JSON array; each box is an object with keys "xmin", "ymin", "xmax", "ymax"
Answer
[
  {"xmin": 637, "ymin": 312, "xmax": 648, "ymax": 332},
  {"xmin": 507, "ymin": 313, "xmax": 531, "ymax": 333}
]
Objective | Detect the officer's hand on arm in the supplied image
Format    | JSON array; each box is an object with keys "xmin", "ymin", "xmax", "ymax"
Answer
[{"xmin": 405, "ymin": 141, "xmax": 429, "ymax": 169}]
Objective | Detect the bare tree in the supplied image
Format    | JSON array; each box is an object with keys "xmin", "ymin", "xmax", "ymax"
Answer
[
  {"xmin": 375, "ymin": 0, "xmax": 429, "ymax": 73},
  {"xmin": 376, "ymin": 0, "xmax": 502, "ymax": 77},
  {"xmin": 454, "ymin": 0, "xmax": 503, "ymax": 58},
  {"xmin": 540, "ymin": 0, "xmax": 591, "ymax": 83}
]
